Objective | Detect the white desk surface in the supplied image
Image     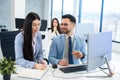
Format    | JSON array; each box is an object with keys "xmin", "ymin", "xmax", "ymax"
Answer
[
  {"xmin": 0, "ymin": 61, "xmax": 120, "ymax": 80},
  {"xmin": 41, "ymin": 61, "xmax": 120, "ymax": 80}
]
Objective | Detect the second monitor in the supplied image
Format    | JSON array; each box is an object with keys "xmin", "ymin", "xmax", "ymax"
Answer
[{"xmin": 40, "ymin": 20, "xmax": 47, "ymax": 31}]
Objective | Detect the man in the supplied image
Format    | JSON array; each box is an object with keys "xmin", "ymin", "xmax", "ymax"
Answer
[{"xmin": 48, "ymin": 14, "xmax": 86, "ymax": 66}]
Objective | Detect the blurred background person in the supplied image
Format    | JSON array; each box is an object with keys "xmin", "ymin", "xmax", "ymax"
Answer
[{"xmin": 48, "ymin": 18, "xmax": 61, "ymax": 40}]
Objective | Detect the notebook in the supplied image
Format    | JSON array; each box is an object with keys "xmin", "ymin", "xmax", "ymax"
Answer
[{"xmin": 17, "ymin": 68, "xmax": 49, "ymax": 79}]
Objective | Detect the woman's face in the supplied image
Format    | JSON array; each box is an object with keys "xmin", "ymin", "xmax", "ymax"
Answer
[
  {"xmin": 32, "ymin": 19, "xmax": 40, "ymax": 34},
  {"xmin": 53, "ymin": 19, "xmax": 58, "ymax": 27}
]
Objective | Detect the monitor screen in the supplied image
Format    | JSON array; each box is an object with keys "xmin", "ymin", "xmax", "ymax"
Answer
[
  {"xmin": 15, "ymin": 18, "xmax": 24, "ymax": 30},
  {"xmin": 40, "ymin": 20, "xmax": 47, "ymax": 31},
  {"xmin": 87, "ymin": 31, "xmax": 112, "ymax": 71}
]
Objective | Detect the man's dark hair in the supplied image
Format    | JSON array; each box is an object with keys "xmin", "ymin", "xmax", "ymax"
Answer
[{"xmin": 62, "ymin": 14, "xmax": 76, "ymax": 24}]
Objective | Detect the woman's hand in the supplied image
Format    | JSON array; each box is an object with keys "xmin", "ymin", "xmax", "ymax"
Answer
[
  {"xmin": 34, "ymin": 63, "xmax": 47, "ymax": 70},
  {"xmin": 41, "ymin": 60, "xmax": 47, "ymax": 65},
  {"xmin": 34, "ymin": 60, "xmax": 47, "ymax": 70}
]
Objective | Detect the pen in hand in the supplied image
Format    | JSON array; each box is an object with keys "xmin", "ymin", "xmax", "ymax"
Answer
[{"xmin": 35, "ymin": 60, "xmax": 47, "ymax": 70}]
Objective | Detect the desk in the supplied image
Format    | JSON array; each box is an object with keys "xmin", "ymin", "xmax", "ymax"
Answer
[
  {"xmin": 42, "ymin": 61, "xmax": 120, "ymax": 80},
  {"xmin": 0, "ymin": 61, "xmax": 120, "ymax": 80}
]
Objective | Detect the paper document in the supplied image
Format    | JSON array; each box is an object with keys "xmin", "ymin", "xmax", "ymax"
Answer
[{"xmin": 18, "ymin": 68, "xmax": 48, "ymax": 79}]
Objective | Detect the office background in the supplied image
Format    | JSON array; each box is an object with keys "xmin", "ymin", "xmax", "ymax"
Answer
[
  {"xmin": 0, "ymin": 0, "xmax": 120, "ymax": 53},
  {"xmin": 0, "ymin": 0, "xmax": 120, "ymax": 79}
]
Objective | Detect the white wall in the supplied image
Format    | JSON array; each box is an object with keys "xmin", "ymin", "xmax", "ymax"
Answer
[
  {"xmin": 0, "ymin": 0, "xmax": 46, "ymax": 30},
  {"xmin": 15, "ymin": 0, "xmax": 25, "ymax": 18},
  {"xmin": 43, "ymin": 0, "xmax": 51, "ymax": 28},
  {"xmin": 0, "ymin": 0, "xmax": 14, "ymax": 31},
  {"xmin": 25, "ymin": 0, "xmax": 44, "ymax": 19}
]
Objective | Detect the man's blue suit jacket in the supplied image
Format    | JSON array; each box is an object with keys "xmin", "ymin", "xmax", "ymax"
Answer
[{"xmin": 48, "ymin": 34, "xmax": 87, "ymax": 65}]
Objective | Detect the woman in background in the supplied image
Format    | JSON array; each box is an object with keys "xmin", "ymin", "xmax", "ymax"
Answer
[
  {"xmin": 48, "ymin": 18, "xmax": 61, "ymax": 39},
  {"xmin": 15, "ymin": 12, "xmax": 47, "ymax": 70}
]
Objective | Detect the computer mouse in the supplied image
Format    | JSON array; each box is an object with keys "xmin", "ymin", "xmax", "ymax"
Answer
[{"xmin": 52, "ymin": 64, "xmax": 57, "ymax": 69}]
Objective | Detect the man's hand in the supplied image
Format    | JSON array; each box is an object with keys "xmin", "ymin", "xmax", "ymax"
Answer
[
  {"xmin": 58, "ymin": 59, "xmax": 69, "ymax": 66},
  {"xmin": 72, "ymin": 51, "xmax": 84, "ymax": 59}
]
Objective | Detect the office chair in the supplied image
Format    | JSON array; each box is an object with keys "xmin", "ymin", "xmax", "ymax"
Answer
[
  {"xmin": 0, "ymin": 31, "xmax": 20, "ymax": 61},
  {"xmin": 39, "ymin": 20, "xmax": 47, "ymax": 31}
]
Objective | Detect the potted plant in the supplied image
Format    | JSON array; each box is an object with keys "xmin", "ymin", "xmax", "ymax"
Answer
[{"xmin": 0, "ymin": 57, "xmax": 16, "ymax": 80}]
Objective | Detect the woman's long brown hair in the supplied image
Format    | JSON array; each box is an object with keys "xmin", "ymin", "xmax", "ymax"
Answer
[{"xmin": 23, "ymin": 12, "xmax": 40, "ymax": 61}]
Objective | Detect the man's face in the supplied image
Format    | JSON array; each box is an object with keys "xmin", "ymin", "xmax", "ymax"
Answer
[{"xmin": 60, "ymin": 18, "xmax": 74, "ymax": 34}]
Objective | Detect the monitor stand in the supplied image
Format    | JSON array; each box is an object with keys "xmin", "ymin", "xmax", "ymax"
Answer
[{"xmin": 101, "ymin": 55, "xmax": 114, "ymax": 77}]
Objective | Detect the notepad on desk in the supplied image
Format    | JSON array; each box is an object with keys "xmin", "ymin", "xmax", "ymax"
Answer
[{"xmin": 17, "ymin": 68, "xmax": 48, "ymax": 79}]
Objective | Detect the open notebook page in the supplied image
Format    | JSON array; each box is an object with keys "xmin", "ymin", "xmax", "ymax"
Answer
[{"xmin": 17, "ymin": 68, "xmax": 49, "ymax": 79}]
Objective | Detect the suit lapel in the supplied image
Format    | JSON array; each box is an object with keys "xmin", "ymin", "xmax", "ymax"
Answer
[
  {"xmin": 73, "ymin": 35, "xmax": 76, "ymax": 50},
  {"xmin": 61, "ymin": 34, "xmax": 66, "ymax": 58}
]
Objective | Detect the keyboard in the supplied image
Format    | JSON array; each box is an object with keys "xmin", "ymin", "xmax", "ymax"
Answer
[{"xmin": 59, "ymin": 65, "xmax": 87, "ymax": 73}]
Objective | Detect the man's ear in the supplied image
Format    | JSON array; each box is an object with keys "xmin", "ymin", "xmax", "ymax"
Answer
[{"xmin": 73, "ymin": 23, "xmax": 76, "ymax": 27}]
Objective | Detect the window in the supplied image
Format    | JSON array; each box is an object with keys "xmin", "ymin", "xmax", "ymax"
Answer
[
  {"xmin": 63, "ymin": 0, "xmax": 74, "ymax": 15},
  {"xmin": 102, "ymin": 0, "xmax": 120, "ymax": 41},
  {"xmin": 81, "ymin": 0, "xmax": 102, "ymax": 33},
  {"xmin": 51, "ymin": 0, "xmax": 79, "ymax": 23},
  {"xmin": 52, "ymin": 0, "xmax": 62, "ymax": 21}
]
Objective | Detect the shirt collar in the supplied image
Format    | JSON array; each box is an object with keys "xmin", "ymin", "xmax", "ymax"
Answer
[{"xmin": 64, "ymin": 33, "xmax": 74, "ymax": 40}]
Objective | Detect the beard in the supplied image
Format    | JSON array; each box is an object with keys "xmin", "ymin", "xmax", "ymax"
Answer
[{"xmin": 61, "ymin": 28, "xmax": 70, "ymax": 34}]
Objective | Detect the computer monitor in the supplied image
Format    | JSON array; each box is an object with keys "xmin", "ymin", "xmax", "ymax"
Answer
[
  {"xmin": 87, "ymin": 31, "xmax": 112, "ymax": 76},
  {"xmin": 15, "ymin": 18, "xmax": 24, "ymax": 30},
  {"xmin": 40, "ymin": 20, "xmax": 47, "ymax": 31}
]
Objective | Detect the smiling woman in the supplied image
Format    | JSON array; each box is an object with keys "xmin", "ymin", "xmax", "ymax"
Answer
[
  {"xmin": 15, "ymin": 12, "xmax": 47, "ymax": 70},
  {"xmin": 32, "ymin": 19, "xmax": 40, "ymax": 36}
]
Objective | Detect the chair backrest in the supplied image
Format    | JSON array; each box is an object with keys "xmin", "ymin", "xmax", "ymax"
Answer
[{"xmin": 0, "ymin": 31, "xmax": 20, "ymax": 61}]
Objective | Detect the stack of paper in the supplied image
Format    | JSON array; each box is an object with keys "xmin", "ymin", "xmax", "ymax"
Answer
[{"xmin": 17, "ymin": 68, "xmax": 48, "ymax": 79}]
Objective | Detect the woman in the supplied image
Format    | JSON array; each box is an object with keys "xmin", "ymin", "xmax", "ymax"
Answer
[
  {"xmin": 48, "ymin": 18, "xmax": 61, "ymax": 39},
  {"xmin": 15, "ymin": 12, "xmax": 47, "ymax": 70}
]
